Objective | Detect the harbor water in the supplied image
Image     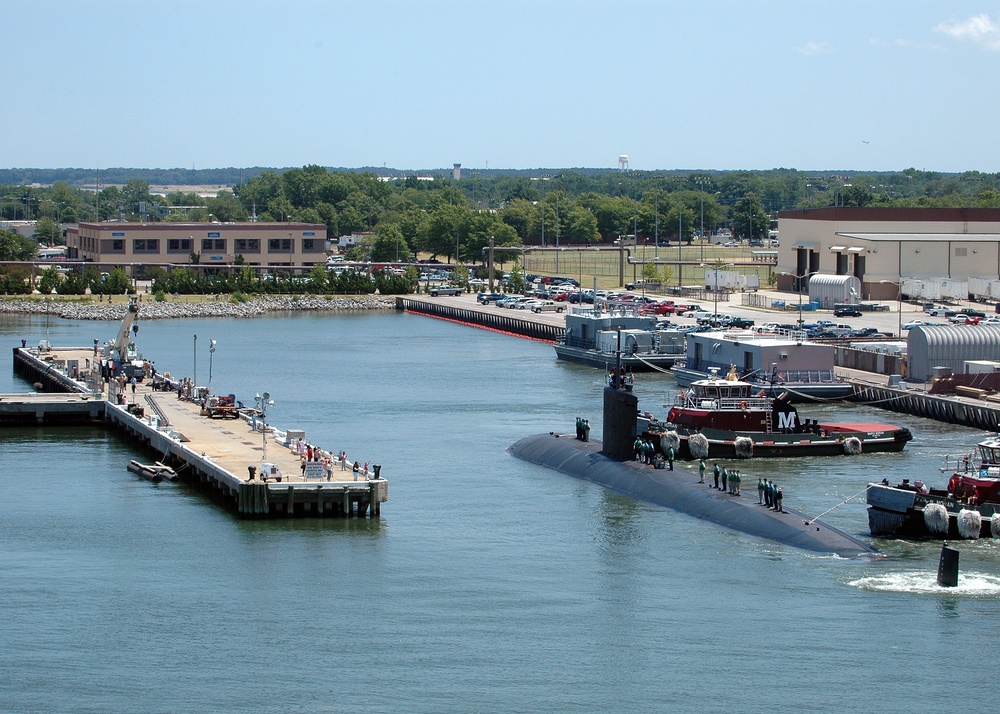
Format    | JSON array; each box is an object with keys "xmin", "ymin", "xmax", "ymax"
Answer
[{"xmin": 2, "ymin": 310, "xmax": 999, "ymax": 713}]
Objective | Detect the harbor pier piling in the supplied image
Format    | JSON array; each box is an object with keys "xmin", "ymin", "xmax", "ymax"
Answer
[{"xmin": 850, "ymin": 378, "xmax": 1000, "ymax": 431}]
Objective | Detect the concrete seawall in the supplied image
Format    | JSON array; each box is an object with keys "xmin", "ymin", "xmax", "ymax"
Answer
[{"xmin": 397, "ymin": 297, "xmax": 564, "ymax": 341}]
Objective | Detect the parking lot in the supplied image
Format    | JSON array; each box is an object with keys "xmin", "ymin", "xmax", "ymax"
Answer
[{"xmin": 419, "ymin": 285, "xmax": 996, "ymax": 339}]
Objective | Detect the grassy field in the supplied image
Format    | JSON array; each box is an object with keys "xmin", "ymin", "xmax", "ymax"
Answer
[{"xmin": 518, "ymin": 242, "xmax": 777, "ymax": 291}]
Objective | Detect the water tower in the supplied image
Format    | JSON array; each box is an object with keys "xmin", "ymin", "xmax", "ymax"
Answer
[
  {"xmin": 453, "ymin": 164, "xmax": 462, "ymax": 180},
  {"xmin": 618, "ymin": 154, "xmax": 629, "ymax": 172}
]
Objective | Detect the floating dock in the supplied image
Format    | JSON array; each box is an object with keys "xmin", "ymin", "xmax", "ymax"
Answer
[{"xmin": 7, "ymin": 345, "xmax": 387, "ymax": 519}]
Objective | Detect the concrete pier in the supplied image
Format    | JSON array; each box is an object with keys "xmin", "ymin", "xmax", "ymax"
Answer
[
  {"xmin": 848, "ymin": 372, "xmax": 1000, "ymax": 431},
  {"xmin": 397, "ymin": 296, "xmax": 564, "ymax": 341},
  {"xmin": 6, "ymin": 346, "xmax": 388, "ymax": 518}
]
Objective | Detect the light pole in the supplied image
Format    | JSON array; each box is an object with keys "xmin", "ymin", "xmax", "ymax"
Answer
[
  {"xmin": 780, "ymin": 271, "xmax": 814, "ymax": 327},
  {"xmin": 208, "ymin": 339, "xmax": 217, "ymax": 387},
  {"xmin": 694, "ymin": 176, "xmax": 709, "ymax": 263},
  {"xmin": 880, "ymin": 280, "xmax": 903, "ymax": 337},
  {"xmin": 654, "ymin": 192, "xmax": 659, "ymax": 260},
  {"xmin": 255, "ymin": 392, "xmax": 274, "ymax": 463},
  {"xmin": 677, "ymin": 201, "xmax": 685, "ymax": 288}
]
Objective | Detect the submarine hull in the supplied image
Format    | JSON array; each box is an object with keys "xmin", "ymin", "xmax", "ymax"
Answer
[{"xmin": 508, "ymin": 432, "xmax": 877, "ymax": 558}]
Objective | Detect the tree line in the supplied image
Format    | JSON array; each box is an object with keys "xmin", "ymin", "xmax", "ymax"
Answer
[{"xmin": 3, "ymin": 166, "xmax": 1000, "ymax": 266}]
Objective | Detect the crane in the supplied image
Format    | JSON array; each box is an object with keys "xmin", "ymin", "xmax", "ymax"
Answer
[{"xmin": 105, "ymin": 297, "xmax": 144, "ymax": 380}]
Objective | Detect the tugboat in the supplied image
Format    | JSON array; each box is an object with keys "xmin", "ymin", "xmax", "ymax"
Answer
[
  {"xmin": 653, "ymin": 367, "xmax": 912, "ymax": 459},
  {"xmin": 866, "ymin": 434, "xmax": 1000, "ymax": 539}
]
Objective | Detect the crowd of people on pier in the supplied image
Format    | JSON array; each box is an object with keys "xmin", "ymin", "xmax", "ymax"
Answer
[{"xmin": 291, "ymin": 437, "xmax": 378, "ymax": 483}]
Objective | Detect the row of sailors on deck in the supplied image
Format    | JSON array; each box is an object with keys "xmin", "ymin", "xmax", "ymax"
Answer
[{"xmin": 608, "ymin": 367, "xmax": 635, "ymax": 389}]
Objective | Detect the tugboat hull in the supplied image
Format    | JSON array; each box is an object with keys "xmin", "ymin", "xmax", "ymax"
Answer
[{"xmin": 670, "ymin": 424, "xmax": 913, "ymax": 460}]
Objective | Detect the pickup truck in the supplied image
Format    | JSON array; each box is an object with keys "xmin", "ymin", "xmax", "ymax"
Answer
[
  {"xmin": 429, "ymin": 286, "xmax": 463, "ymax": 297},
  {"xmin": 957, "ymin": 308, "xmax": 986, "ymax": 319},
  {"xmin": 625, "ymin": 279, "xmax": 662, "ymax": 291},
  {"xmin": 725, "ymin": 316, "xmax": 755, "ymax": 329},
  {"xmin": 527, "ymin": 300, "xmax": 565, "ymax": 313},
  {"xmin": 924, "ymin": 305, "xmax": 957, "ymax": 317}
]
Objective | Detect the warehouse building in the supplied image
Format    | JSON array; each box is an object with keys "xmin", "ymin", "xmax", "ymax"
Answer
[{"xmin": 776, "ymin": 207, "xmax": 1000, "ymax": 301}]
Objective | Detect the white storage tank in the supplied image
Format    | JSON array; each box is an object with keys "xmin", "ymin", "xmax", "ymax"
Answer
[{"xmin": 807, "ymin": 274, "xmax": 862, "ymax": 308}]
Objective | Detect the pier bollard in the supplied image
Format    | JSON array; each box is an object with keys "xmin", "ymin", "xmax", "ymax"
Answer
[
  {"xmin": 248, "ymin": 465, "xmax": 257, "ymax": 481},
  {"xmin": 373, "ymin": 464, "xmax": 381, "ymax": 478}
]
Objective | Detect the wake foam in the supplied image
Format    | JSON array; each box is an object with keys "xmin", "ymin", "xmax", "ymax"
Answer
[{"xmin": 847, "ymin": 571, "xmax": 1000, "ymax": 596}]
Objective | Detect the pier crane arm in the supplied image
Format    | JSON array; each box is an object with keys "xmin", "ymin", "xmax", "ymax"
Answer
[{"xmin": 110, "ymin": 297, "xmax": 140, "ymax": 365}]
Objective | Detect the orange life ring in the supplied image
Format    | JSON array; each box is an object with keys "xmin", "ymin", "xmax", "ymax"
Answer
[{"xmin": 739, "ymin": 401, "xmax": 749, "ymax": 411}]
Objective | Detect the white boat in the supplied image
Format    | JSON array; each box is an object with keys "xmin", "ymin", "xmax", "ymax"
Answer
[{"xmin": 553, "ymin": 307, "xmax": 685, "ymax": 371}]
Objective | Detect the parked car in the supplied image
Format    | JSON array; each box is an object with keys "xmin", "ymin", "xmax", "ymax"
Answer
[
  {"xmin": 477, "ymin": 292, "xmax": 505, "ymax": 304},
  {"xmin": 902, "ymin": 319, "xmax": 929, "ymax": 330},
  {"xmin": 833, "ymin": 305, "xmax": 863, "ymax": 317},
  {"xmin": 507, "ymin": 297, "xmax": 534, "ymax": 309},
  {"xmin": 950, "ymin": 315, "xmax": 982, "ymax": 325},
  {"xmin": 725, "ymin": 316, "xmax": 755, "ymax": 329},
  {"xmin": 527, "ymin": 300, "xmax": 565, "ymax": 313},
  {"xmin": 845, "ymin": 327, "xmax": 885, "ymax": 338},
  {"xmin": 680, "ymin": 308, "xmax": 711, "ymax": 319}
]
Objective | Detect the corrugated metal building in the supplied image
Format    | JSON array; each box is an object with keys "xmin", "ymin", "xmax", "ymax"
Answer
[
  {"xmin": 907, "ymin": 325, "xmax": 1000, "ymax": 381},
  {"xmin": 807, "ymin": 274, "xmax": 861, "ymax": 307}
]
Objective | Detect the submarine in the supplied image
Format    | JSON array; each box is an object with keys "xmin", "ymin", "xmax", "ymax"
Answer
[{"xmin": 509, "ymin": 369, "xmax": 878, "ymax": 558}]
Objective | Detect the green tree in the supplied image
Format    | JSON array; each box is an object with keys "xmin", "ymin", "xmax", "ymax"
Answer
[
  {"xmin": 33, "ymin": 216, "xmax": 61, "ymax": 244},
  {"xmin": 0, "ymin": 229, "xmax": 35, "ymax": 260},
  {"xmin": 506, "ymin": 263, "xmax": 525, "ymax": 293},
  {"xmin": 207, "ymin": 190, "xmax": 247, "ymax": 222},
  {"xmin": 103, "ymin": 267, "xmax": 134, "ymax": 295},
  {"xmin": 37, "ymin": 267, "xmax": 61, "ymax": 294},
  {"xmin": 730, "ymin": 193, "xmax": 769, "ymax": 243},
  {"xmin": 306, "ymin": 263, "xmax": 330, "ymax": 293},
  {"xmin": 499, "ymin": 197, "xmax": 534, "ymax": 238},
  {"xmin": 463, "ymin": 212, "xmax": 520, "ymax": 262},
  {"xmin": 58, "ymin": 270, "xmax": 88, "ymax": 295},
  {"xmin": 315, "ymin": 202, "xmax": 340, "ymax": 238},
  {"xmin": 423, "ymin": 203, "xmax": 468, "ymax": 261},
  {"xmin": 370, "ymin": 223, "xmax": 410, "ymax": 262}
]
